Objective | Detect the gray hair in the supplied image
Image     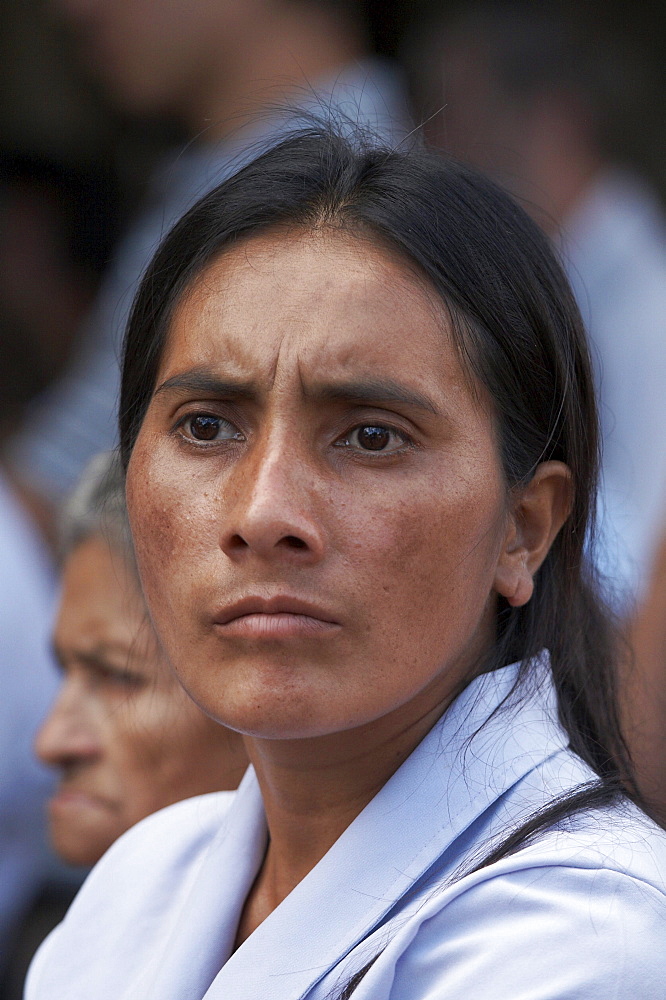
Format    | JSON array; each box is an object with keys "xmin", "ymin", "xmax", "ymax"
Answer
[{"xmin": 59, "ymin": 449, "xmax": 134, "ymax": 562}]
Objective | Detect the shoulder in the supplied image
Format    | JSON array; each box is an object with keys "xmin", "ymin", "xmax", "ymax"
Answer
[
  {"xmin": 25, "ymin": 791, "xmax": 234, "ymax": 997},
  {"xmin": 87, "ymin": 789, "xmax": 235, "ymax": 880},
  {"xmin": 80, "ymin": 788, "xmax": 234, "ymax": 894},
  {"xmin": 376, "ymin": 803, "xmax": 666, "ymax": 999}
]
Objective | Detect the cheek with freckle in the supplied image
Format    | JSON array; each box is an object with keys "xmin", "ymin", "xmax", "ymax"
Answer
[
  {"xmin": 127, "ymin": 442, "xmax": 235, "ymax": 668},
  {"xmin": 128, "ymin": 448, "xmax": 184, "ymax": 612},
  {"xmin": 347, "ymin": 475, "xmax": 504, "ymax": 665}
]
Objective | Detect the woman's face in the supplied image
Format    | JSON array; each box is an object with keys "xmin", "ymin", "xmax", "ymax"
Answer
[
  {"xmin": 36, "ymin": 533, "xmax": 247, "ymax": 867},
  {"xmin": 126, "ymin": 230, "xmax": 513, "ymax": 742}
]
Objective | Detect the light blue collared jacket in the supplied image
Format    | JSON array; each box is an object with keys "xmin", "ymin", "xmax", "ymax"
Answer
[{"xmin": 26, "ymin": 658, "xmax": 666, "ymax": 999}]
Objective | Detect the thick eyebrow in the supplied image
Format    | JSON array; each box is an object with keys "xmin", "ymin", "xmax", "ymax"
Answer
[
  {"xmin": 307, "ymin": 377, "xmax": 439, "ymax": 415},
  {"xmin": 154, "ymin": 368, "xmax": 257, "ymax": 401},
  {"xmin": 154, "ymin": 369, "xmax": 439, "ymax": 416}
]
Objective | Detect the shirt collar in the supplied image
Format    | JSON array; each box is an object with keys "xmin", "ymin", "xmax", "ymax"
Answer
[{"xmin": 148, "ymin": 655, "xmax": 575, "ymax": 1000}]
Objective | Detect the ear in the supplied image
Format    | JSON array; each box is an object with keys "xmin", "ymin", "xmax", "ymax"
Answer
[{"xmin": 494, "ymin": 461, "xmax": 572, "ymax": 608}]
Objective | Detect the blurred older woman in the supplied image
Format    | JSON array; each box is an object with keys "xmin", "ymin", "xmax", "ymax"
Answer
[{"xmin": 35, "ymin": 451, "xmax": 247, "ymax": 867}]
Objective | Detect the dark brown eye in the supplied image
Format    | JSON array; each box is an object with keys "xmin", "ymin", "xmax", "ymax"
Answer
[
  {"xmin": 356, "ymin": 426, "xmax": 392, "ymax": 451},
  {"xmin": 334, "ymin": 424, "xmax": 409, "ymax": 454},
  {"xmin": 178, "ymin": 413, "xmax": 243, "ymax": 446},
  {"xmin": 188, "ymin": 415, "xmax": 222, "ymax": 440}
]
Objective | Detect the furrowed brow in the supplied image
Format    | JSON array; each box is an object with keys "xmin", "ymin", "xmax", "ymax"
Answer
[
  {"xmin": 309, "ymin": 377, "xmax": 438, "ymax": 415},
  {"xmin": 154, "ymin": 368, "xmax": 257, "ymax": 400}
]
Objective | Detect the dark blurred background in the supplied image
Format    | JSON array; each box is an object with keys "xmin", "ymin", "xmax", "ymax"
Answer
[{"xmin": 1, "ymin": 0, "xmax": 664, "ymax": 457}]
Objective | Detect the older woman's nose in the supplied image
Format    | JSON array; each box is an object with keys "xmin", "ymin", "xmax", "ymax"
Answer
[
  {"xmin": 34, "ymin": 681, "xmax": 102, "ymax": 768},
  {"xmin": 219, "ymin": 437, "xmax": 326, "ymax": 565}
]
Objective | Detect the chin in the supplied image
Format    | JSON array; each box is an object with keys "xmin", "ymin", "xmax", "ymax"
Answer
[
  {"xmin": 195, "ymin": 690, "xmax": 374, "ymax": 742},
  {"xmin": 196, "ymin": 704, "xmax": 324, "ymax": 741},
  {"xmin": 175, "ymin": 653, "xmax": 379, "ymax": 740},
  {"xmin": 48, "ymin": 808, "xmax": 121, "ymax": 868},
  {"xmin": 50, "ymin": 828, "xmax": 114, "ymax": 869}
]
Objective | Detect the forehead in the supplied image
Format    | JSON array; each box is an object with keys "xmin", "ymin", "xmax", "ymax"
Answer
[
  {"xmin": 159, "ymin": 230, "xmax": 469, "ymax": 397},
  {"xmin": 56, "ymin": 535, "xmax": 144, "ymax": 639}
]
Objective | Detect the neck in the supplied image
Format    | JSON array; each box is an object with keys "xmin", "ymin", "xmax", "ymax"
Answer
[
  {"xmin": 234, "ymin": 695, "xmax": 449, "ymax": 946},
  {"xmin": 183, "ymin": 7, "xmax": 364, "ymax": 142}
]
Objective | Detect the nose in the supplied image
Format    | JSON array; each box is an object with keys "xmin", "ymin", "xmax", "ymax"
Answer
[
  {"xmin": 35, "ymin": 679, "xmax": 102, "ymax": 769},
  {"xmin": 220, "ymin": 433, "xmax": 327, "ymax": 565}
]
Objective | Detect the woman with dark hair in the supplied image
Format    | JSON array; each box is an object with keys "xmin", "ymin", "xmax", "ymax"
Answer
[{"xmin": 27, "ymin": 128, "xmax": 666, "ymax": 999}]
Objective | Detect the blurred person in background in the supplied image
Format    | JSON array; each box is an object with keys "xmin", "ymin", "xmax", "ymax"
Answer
[
  {"xmin": 4, "ymin": 0, "xmax": 408, "ymax": 526},
  {"xmin": 3, "ymin": 450, "xmax": 247, "ymax": 993},
  {"xmin": 410, "ymin": 0, "xmax": 666, "ymax": 810},
  {"xmin": 36, "ymin": 450, "xmax": 248, "ymax": 867},
  {"xmin": 626, "ymin": 517, "xmax": 666, "ymax": 815}
]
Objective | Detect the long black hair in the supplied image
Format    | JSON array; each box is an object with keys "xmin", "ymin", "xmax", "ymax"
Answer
[{"xmin": 119, "ymin": 125, "xmax": 644, "ymax": 993}]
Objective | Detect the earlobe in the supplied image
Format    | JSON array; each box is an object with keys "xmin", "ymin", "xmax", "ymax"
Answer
[
  {"xmin": 494, "ymin": 532, "xmax": 535, "ymax": 608},
  {"xmin": 493, "ymin": 461, "xmax": 572, "ymax": 609},
  {"xmin": 495, "ymin": 554, "xmax": 534, "ymax": 607}
]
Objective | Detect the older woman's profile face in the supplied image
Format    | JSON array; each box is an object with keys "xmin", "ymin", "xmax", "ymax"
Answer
[
  {"xmin": 36, "ymin": 533, "xmax": 247, "ymax": 867},
  {"xmin": 126, "ymin": 231, "xmax": 510, "ymax": 741}
]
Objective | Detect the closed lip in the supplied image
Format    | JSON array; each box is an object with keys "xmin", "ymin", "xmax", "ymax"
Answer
[
  {"xmin": 213, "ymin": 595, "xmax": 340, "ymax": 627},
  {"xmin": 49, "ymin": 785, "xmax": 113, "ymax": 811}
]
